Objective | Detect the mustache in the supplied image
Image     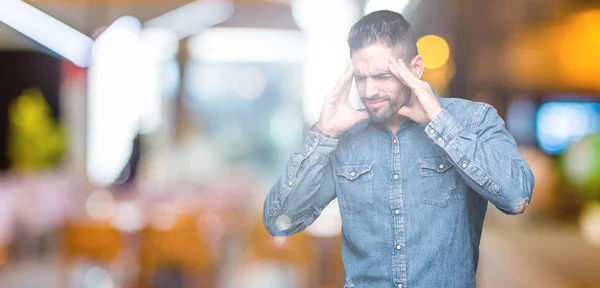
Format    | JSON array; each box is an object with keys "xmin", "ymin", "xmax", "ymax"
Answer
[{"xmin": 361, "ymin": 94, "xmax": 391, "ymax": 102}]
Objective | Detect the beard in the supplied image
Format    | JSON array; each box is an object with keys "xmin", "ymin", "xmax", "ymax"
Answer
[
  {"xmin": 361, "ymin": 86, "xmax": 412, "ymax": 123},
  {"xmin": 361, "ymin": 93, "xmax": 400, "ymax": 123}
]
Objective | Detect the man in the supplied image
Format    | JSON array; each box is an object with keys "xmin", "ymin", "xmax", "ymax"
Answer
[{"xmin": 263, "ymin": 10, "xmax": 534, "ymax": 288}]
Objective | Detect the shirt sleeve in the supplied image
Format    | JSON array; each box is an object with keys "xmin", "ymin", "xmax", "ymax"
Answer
[
  {"xmin": 263, "ymin": 129, "xmax": 338, "ymax": 235},
  {"xmin": 424, "ymin": 104, "xmax": 534, "ymax": 214}
]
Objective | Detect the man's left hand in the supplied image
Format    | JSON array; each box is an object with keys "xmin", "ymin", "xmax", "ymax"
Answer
[{"xmin": 388, "ymin": 57, "xmax": 442, "ymax": 124}]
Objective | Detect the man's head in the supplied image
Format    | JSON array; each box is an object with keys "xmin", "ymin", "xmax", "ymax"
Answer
[{"xmin": 347, "ymin": 10, "xmax": 423, "ymax": 123}]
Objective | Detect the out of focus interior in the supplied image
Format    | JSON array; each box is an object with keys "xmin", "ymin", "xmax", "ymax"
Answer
[{"xmin": 1, "ymin": 0, "xmax": 600, "ymax": 287}]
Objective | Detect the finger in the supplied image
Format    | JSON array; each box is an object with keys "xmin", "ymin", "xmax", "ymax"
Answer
[
  {"xmin": 333, "ymin": 60, "xmax": 354, "ymax": 94},
  {"xmin": 387, "ymin": 61, "xmax": 406, "ymax": 85},
  {"xmin": 397, "ymin": 105, "xmax": 413, "ymax": 118},
  {"xmin": 339, "ymin": 62, "xmax": 355, "ymax": 100},
  {"xmin": 389, "ymin": 58, "xmax": 418, "ymax": 88}
]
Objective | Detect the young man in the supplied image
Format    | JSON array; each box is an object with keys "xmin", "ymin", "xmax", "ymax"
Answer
[{"xmin": 263, "ymin": 10, "xmax": 534, "ymax": 288}]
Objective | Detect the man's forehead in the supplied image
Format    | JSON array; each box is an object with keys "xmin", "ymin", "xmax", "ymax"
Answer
[
  {"xmin": 353, "ymin": 64, "xmax": 390, "ymax": 76},
  {"xmin": 351, "ymin": 46, "xmax": 396, "ymax": 75}
]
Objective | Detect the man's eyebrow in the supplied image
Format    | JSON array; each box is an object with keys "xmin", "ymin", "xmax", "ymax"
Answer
[
  {"xmin": 353, "ymin": 72, "xmax": 393, "ymax": 78},
  {"xmin": 373, "ymin": 72, "xmax": 393, "ymax": 77}
]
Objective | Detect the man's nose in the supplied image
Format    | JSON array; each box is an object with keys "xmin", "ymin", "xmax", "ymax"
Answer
[{"xmin": 365, "ymin": 78, "xmax": 379, "ymax": 99}]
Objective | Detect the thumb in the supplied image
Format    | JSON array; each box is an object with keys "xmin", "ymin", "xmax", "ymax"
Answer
[
  {"xmin": 397, "ymin": 106, "xmax": 413, "ymax": 118},
  {"xmin": 355, "ymin": 110, "xmax": 369, "ymax": 122}
]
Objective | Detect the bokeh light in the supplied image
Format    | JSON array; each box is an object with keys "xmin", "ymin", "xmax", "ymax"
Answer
[
  {"xmin": 420, "ymin": 57, "xmax": 455, "ymax": 96},
  {"xmin": 270, "ymin": 235, "xmax": 290, "ymax": 249},
  {"xmin": 110, "ymin": 201, "xmax": 144, "ymax": 233},
  {"xmin": 417, "ymin": 34, "xmax": 450, "ymax": 70},
  {"xmin": 562, "ymin": 134, "xmax": 600, "ymax": 199},
  {"xmin": 84, "ymin": 266, "xmax": 115, "ymax": 288},
  {"xmin": 580, "ymin": 201, "xmax": 600, "ymax": 248},
  {"xmin": 86, "ymin": 189, "xmax": 116, "ymax": 220},
  {"xmin": 148, "ymin": 202, "xmax": 179, "ymax": 231},
  {"xmin": 556, "ymin": 10, "xmax": 600, "ymax": 91},
  {"xmin": 275, "ymin": 215, "xmax": 292, "ymax": 231}
]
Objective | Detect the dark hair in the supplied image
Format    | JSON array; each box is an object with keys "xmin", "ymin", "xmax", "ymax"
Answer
[{"xmin": 347, "ymin": 10, "xmax": 417, "ymax": 63}]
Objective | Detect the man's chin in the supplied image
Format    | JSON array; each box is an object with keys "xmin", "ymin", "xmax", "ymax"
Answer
[{"xmin": 366, "ymin": 109, "xmax": 388, "ymax": 123}]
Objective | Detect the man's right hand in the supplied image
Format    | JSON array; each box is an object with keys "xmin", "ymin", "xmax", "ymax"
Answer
[{"xmin": 316, "ymin": 61, "xmax": 369, "ymax": 138}]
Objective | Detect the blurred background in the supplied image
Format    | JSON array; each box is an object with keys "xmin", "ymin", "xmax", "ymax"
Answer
[{"xmin": 0, "ymin": 0, "xmax": 599, "ymax": 287}]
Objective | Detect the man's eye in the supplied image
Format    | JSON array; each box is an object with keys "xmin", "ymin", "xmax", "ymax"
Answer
[
  {"xmin": 375, "ymin": 74, "xmax": 392, "ymax": 79},
  {"xmin": 354, "ymin": 76, "xmax": 366, "ymax": 81}
]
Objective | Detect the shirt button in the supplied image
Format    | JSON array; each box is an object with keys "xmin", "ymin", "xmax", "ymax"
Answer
[
  {"xmin": 398, "ymin": 284, "xmax": 403, "ymax": 288},
  {"xmin": 313, "ymin": 137, "xmax": 318, "ymax": 142},
  {"xmin": 437, "ymin": 137, "xmax": 443, "ymax": 143},
  {"xmin": 393, "ymin": 174, "xmax": 399, "ymax": 179},
  {"xmin": 396, "ymin": 245, "xmax": 401, "ymax": 250},
  {"xmin": 393, "ymin": 138, "xmax": 397, "ymax": 144},
  {"xmin": 288, "ymin": 180, "xmax": 294, "ymax": 186},
  {"xmin": 308, "ymin": 146, "xmax": 313, "ymax": 151},
  {"xmin": 350, "ymin": 172, "xmax": 355, "ymax": 177},
  {"xmin": 439, "ymin": 164, "xmax": 444, "ymax": 169},
  {"xmin": 394, "ymin": 209, "xmax": 400, "ymax": 214},
  {"xmin": 462, "ymin": 163, "xmax": 467, "ymax": 168},
  {"xmin": 430, "ymin": 129, "xmax": 435, "ymax": 134}
]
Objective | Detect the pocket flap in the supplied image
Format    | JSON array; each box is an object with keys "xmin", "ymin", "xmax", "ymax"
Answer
[
  {"xmin": 420, "ymin": 156, "xmax": 453, "ymax": 173},
  {"xmin": 336, "ymin": 162, "xmax": 374, "ymax": 181}
]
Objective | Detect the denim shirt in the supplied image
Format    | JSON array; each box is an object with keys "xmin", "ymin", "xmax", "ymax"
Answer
[{"xmin": 263, "ymin": 96, "xmax": 534, "ymax": 288}]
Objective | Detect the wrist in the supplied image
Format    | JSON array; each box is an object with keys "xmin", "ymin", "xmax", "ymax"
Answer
[
  {"xmin": 312, "ymin": 122, "xmax": 340, "ymax": 138},
  {"xmin": 427, "ymin": 106, "xmax": 443, "ymax": 123}
]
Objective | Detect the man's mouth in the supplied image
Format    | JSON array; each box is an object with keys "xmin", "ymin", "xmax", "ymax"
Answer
[{"xmin": 366, "ymin": 99, "xmax": 387, "ymax": 109}]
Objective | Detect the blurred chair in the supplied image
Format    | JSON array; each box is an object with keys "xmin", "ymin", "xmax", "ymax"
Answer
[
  {"xmin": 137, "ymin": 213, "xmax": 214, "ymax": 288},
  {"xmin": 60, "ymin": 220, "xmax": 124, "ymax": 287},
  {"xmin": 235, "ymin": 219, "xmax": 318, "ymax": 288}
]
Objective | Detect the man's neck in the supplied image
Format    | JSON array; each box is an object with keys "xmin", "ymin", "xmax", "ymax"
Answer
[{"xmin": 385, "ymin": 114, "xmax": 408, "ymax": 134}]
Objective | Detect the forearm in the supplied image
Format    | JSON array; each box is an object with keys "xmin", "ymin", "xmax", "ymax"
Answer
[
  {"xmin": 263, "ymin": 130, "xmax": 338, "ymax": 235},
  {"xmin": 425, "ymin": 106, "xmax": 534, "ymax": 214}
]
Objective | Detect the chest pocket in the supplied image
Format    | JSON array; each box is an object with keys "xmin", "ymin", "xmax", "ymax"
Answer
[
  {"xmin": 336, "ymin": 162, "xmax": 374, "ymax": 213},
  {"xmin": 419, "ymin": 155, "xmax": 465, "ymax": 207}
]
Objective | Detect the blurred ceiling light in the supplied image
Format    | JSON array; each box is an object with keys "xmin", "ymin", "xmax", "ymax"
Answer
[
  {"xmin": 291, "ymin": 0, "xmax": 360, "ymax": 125},
  {"xmin": 0, "ymin": 0, "xmax": 93, "ymax": 67},
  {"xmin": 145, "ymin": 0, "xmax": 233, "ymax": 40},
  {"xmin": 364, "ymin": 0, "xmax": 409, "ymax": 15},
  {"xmin": 292, "ymin": 0, "xmax": 357, "ymax": 32},
  {"xmin": 417, "ymin": 34, "xmax": 450, "ymax": 69},
  {"xmin": 87, "ymin": 16, "xmax": 142, "ymax": 187},
  {"xmin": 91, "ymin": 15, "xmax": 141, "ymax": 67},
  {"xmin": 188, "ymin": 27, "xmax": 305, "ymax": 63}
]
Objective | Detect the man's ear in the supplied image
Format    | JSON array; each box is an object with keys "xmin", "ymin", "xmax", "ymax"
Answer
[{"xmin": 410, "ymin": 55, "xmax": 425, "ymax": 79}]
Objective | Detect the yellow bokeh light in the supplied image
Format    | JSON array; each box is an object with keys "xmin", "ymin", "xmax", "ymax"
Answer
[{"xmin": 417, "ymin": 34, "xmax": 450, "ymax": 69}]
